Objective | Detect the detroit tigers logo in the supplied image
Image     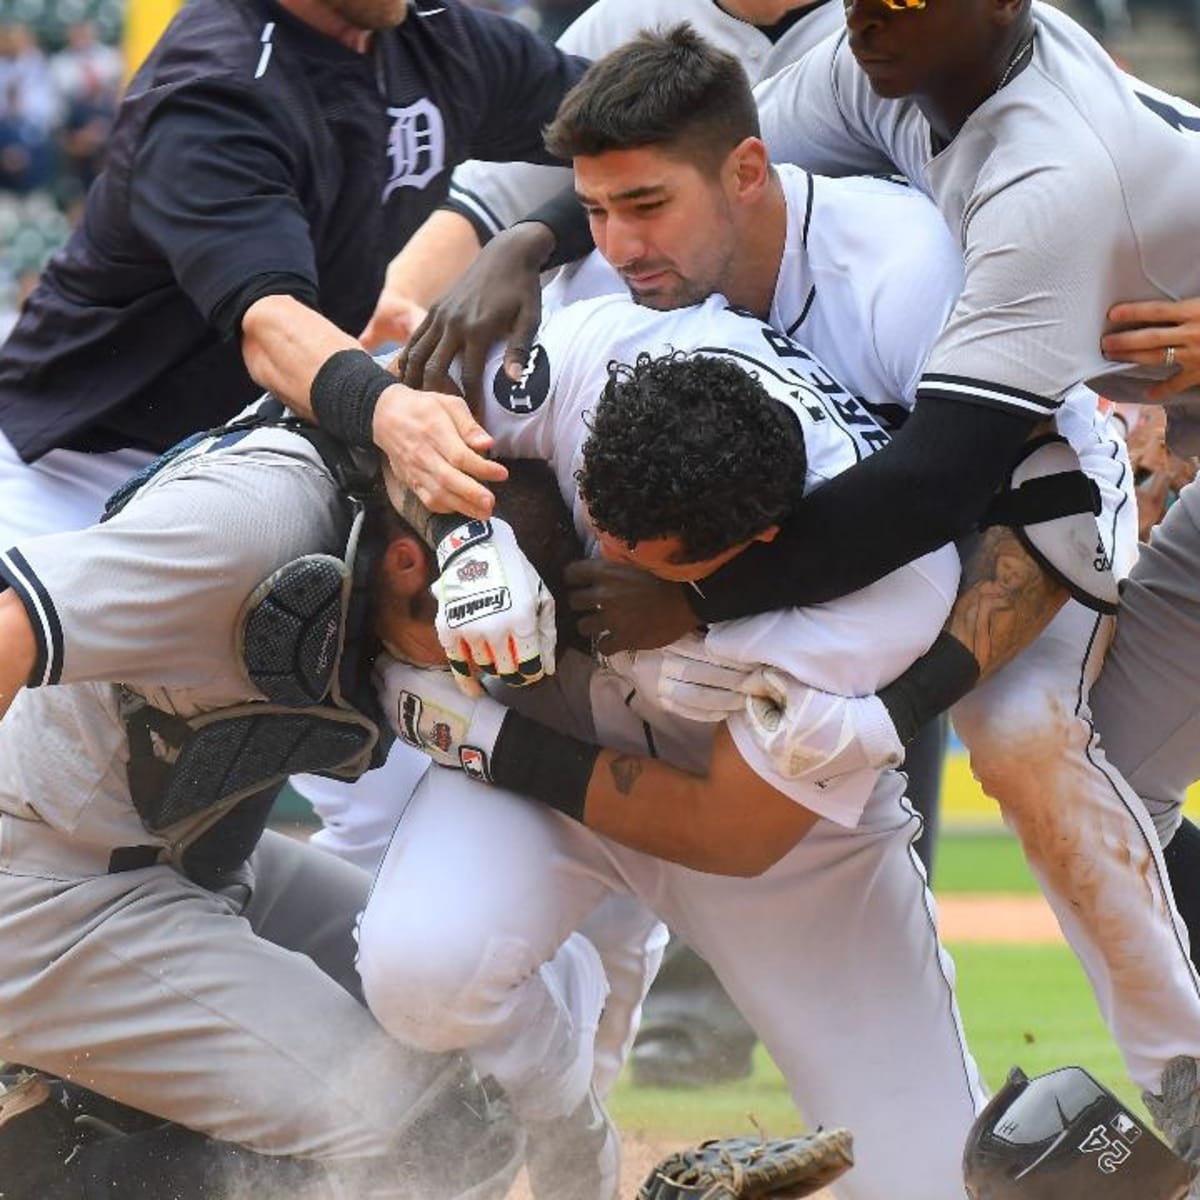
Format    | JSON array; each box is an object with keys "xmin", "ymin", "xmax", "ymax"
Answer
[
  {"xmin": 383, "ymin": 99, "xmax": 445, "ymax": 199},
  {"xmin": 493, "ymin": 343, "xmax": 550, "ymax": 415}
]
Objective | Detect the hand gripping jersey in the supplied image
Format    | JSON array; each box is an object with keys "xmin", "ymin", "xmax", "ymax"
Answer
[{"xmin": 476, "ymin": 292, "xmax": 960, "ymax": 828}]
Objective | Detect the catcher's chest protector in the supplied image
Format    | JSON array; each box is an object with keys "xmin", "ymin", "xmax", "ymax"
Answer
[{"xmin": 106, "ymin": 405, "xmax": 392, "ymax": 867}]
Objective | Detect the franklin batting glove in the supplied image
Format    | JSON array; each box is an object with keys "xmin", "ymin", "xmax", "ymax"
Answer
[
  {"xmin": 373, "ymin": 655, "xmax": 508, "ymax": 783},
  {"xmin": 434, "ymin": 516, "xmax": 556, "ymax": 695}
]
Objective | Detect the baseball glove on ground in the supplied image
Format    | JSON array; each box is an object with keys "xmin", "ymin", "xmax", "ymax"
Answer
[{"xmin": 637, "ymin": 1129, "xmax": 854, "ymax": 1200}]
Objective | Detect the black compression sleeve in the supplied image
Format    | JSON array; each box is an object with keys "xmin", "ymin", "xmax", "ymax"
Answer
[
  {"xmin": 689, "ymin": 395, "xmax": 1039, "ymax": 621},
  {"xmin": 490, "ymin": 710, "xmax": 600, "ymax": 822},
  {"xmin": 878, "ymin": 632, "xmax": 981, "ymax": 745},
  {"xmin": 519, "ymin": 186, "xmax": 594, "ymax": 269}
]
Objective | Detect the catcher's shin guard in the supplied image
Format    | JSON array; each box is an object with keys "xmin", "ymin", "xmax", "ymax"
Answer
[{"xmin": 0, "ymin": 1072, "xmax": 85, "ymax": 1199}]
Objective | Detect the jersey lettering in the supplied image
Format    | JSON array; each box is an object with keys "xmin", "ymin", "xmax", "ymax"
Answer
[{"xmin": 758, "ymin": 327, "xmax": 891, "ymax": 463}]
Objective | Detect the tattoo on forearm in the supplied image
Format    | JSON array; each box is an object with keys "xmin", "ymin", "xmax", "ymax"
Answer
[
  {"xmin": 947, "ymin": 526, "xmax": 1068, "ymax": 681},
  {"xmin": 609, "ymin": 755, "xmax": 644, "ymax": 796}
]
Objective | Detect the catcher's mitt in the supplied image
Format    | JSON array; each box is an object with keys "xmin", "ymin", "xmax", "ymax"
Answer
[{"xmin": 637, "ymin": 1128, "xmax": 854, "ymax": 1200}]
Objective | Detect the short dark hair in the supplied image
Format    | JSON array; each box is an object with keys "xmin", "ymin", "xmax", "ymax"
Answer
[
  {"xmin": 544, "ymin": 23, "xmax": 760, "ymax": 173},
  {"xmin": 577, "ymin": 352, "xmax": 806, "ymax": 563}
]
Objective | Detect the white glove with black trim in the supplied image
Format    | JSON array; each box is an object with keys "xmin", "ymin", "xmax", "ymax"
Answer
[
  {"xmin": 657, "ymin": 633, "xmax": 764, "ymax": 722},
  {"xmin": 434, "ymin": 517, "xmax": 556, "ymax": 696},
  {"xmin": 374, "ymin": 655, "xmax": 508, "ymax": 782},
  {"xmin": 744, "ymin": 669, "xmax": 905, "ymax": 782}
]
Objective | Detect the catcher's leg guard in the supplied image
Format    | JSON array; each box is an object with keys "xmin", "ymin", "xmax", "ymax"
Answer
[{"xmin": 0, "ymin": 1072, "xmax": 85, "ymax": 1199}]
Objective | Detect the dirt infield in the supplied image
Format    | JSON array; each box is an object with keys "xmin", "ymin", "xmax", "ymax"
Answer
[{"xmin": 936, "ymin": 891, "xmax": 1061, "ymax": 944}]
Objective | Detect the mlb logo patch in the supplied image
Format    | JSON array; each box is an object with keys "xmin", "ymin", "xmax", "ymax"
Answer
[
  {"xmin": 460, "ymin": 745, "xmax": 491, "ymax": 783},
  {"xmin": 438, "ymin": 520, "xmax": 492, "ymax": 570}
]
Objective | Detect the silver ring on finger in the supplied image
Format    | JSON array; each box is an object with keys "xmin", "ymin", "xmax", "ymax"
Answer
[{"xmin": 1165, "ymin": 345, "xmax": 1178, "ymax": 369}]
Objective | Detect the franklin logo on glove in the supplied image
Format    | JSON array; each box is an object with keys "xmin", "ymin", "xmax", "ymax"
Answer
[{"xmin": 445, "ymin": 588, "xmax": 511, "ymax": 628}]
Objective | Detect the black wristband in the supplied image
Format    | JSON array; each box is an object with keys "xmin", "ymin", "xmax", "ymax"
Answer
[
  {"xmin": 490, "ymin": 710, "xmax": 600, "ymax": 823},
  {"xmin": 521, "ymin": 186, "xmax": 594, "ymax": 270},
  {"xmin": 878, "ymin": 631, "xmax": 981, "ymax": 745},
  {"xmin": 310, "ymin": 349, "xmax": 395, "ymax": 448}
]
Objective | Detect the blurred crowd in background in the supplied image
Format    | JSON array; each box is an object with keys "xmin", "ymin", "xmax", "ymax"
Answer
[{"xmin": 0, "ymin": 0, "xmax": 1198, "ymax": 338}]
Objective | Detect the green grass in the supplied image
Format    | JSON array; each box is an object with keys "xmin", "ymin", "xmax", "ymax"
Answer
[
  {"xmin": 933, "ymin": 830, "xmax": 1041, "ymax": 895},
  {"xmin": 609, "ymin": 942, "xmax": 1142, "ymax": 1139}
]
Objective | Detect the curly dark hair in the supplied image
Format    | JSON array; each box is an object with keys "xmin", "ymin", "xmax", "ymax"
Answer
[{"xmin": 577, "ymin": 352, "xmax": 806, "ymax": 563}]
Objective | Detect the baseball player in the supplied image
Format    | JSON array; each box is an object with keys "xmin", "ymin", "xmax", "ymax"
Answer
[
  {"xmin": 745, "ymin": 0, "xmax": 1200, "ymax": 1144},
  {"xmin": 334, "ymin": 0, "xmax": 942, "ymax": 1096},
  {"xmin": 363, "ymin": 0, "xmax": 844, "ymax": 345},
  {"xmin": 0, "ymin": 406, "xmax": 532, "ymax": 1200},
  {"xmin": 356, "ymin": 292, "xmax": 987, "ymax": 1200},
  {"xmin": 397, "ymin": 21, "xmax": 1200, "ymax": 1140},
  {"xmin": 0, "ymin": 0, "xmax": 587, "ymax": 546}
]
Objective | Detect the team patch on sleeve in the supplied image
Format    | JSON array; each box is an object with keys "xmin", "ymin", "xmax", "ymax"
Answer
[{"xmin": 0, "ymin": 548, "xmax": 64, "ymax": 687}]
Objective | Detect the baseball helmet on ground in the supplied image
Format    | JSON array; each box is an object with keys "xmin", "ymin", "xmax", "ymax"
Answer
[{"xmin": 963, "ymin": 1065, "xmax": 1195, "ymax": 1200}]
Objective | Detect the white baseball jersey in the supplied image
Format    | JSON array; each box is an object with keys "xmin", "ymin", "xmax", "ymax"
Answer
[
  {"xmin": 447, "ymin": 0, "xmax": 844, "ymax": 240},
  {"xmin": 0, "ymin": 427, "xmax": 342, "ymax": 854},
  {"xmin": 480, "ymin": 291, "xmax": 960, "ymax": 827},
  {"xmin": 545, "ymin": 163, "xmax": 963, "ymax": 421},
  {"xmin": 753, "ymin": 2, "xmax": 1200, "ymax": 449}
]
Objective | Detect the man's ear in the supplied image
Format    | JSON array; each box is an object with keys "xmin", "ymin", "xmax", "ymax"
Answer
[
  {"xmin": 728, "ymin": 136, "xmax": 771, "ymax": 204},
  {"xmin": 381, "ymin": 535, "xmax": 433, "ymax": 599}
]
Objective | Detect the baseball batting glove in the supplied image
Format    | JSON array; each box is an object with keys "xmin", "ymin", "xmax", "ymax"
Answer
[
  {"xmin": 434, "ymin": 516, "xmax": 556, "ymax": 695},
  {"xmin": 638, "ymin": 1129, "xmax": 854, "ymax": 1200},
  {"xmin": 374, "ymin": 655, "xmax": 509, "ymax": 783},
  {"xmin": 657, "ymin": 633, "xmax": 767, "ymax": 722},
  {"xmin": 743, "ymin": 670, "xmax": 904, "ymax": 782}
]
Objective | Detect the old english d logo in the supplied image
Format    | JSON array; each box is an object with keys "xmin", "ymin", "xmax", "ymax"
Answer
[{"xmin": 383, "ymin": 99, "xmax": 445, "ymax": 198}]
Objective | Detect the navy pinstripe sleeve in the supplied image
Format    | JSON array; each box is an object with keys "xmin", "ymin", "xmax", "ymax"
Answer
[{"xmin": 0, "ymin": 549, "xmax": 65, "ymax": 688}]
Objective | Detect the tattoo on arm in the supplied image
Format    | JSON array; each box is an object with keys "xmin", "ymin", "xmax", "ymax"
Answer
[
  {"xmin": 946, "ymin": 526, "xmax": 1069, "ymax": 682},
  {"xmin": 609, "ymin": 755, "xmax": 645, "ymax": 796}
]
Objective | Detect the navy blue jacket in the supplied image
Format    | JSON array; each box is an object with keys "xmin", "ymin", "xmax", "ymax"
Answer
[{"xmin": 0, "ymin": 0, "xmax": 585, "ymax": 459}]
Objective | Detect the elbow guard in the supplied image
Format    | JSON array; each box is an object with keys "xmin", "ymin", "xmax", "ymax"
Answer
[{"xmin": 981, "ymin": 433, "xmax": 1119, "ymax": 614}]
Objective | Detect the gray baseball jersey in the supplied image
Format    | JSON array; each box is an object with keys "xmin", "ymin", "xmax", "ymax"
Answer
[
  {"xmin": 753, "ymin": 1, "xmax": 1200, "ymax": 449},
  {"xmin": 0, "ymin": 426, "xmax": 341, "ymax": 855},
  {"xmin": 447, "ymin": 0, "xmax": 844, "ymax": 239}
]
